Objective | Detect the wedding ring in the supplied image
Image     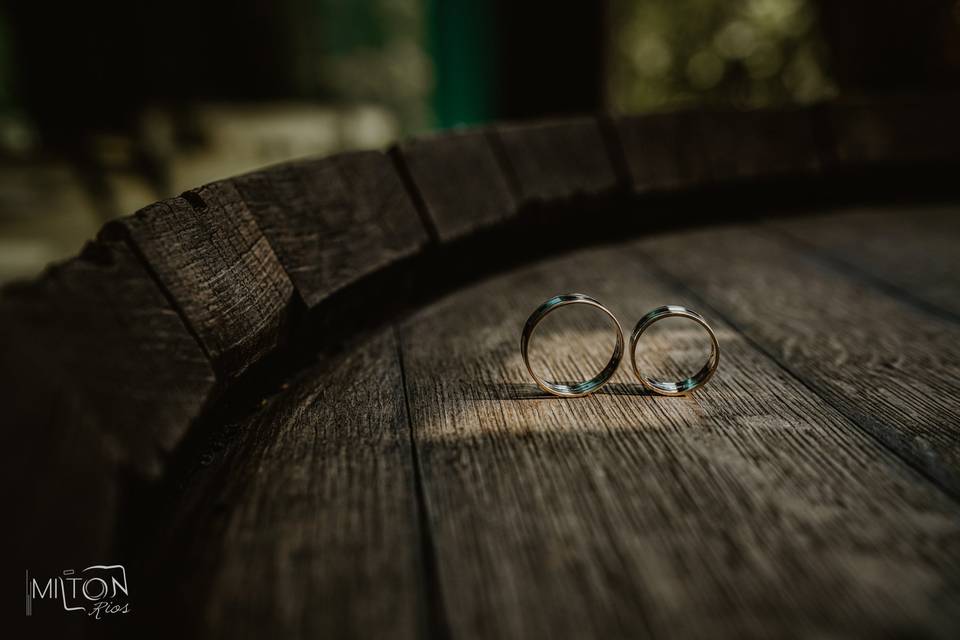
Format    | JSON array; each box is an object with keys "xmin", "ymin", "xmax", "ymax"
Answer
[
  {"xmin": 521, "ymin": 293, "xmax": 624, "ymax": 397},
  {"xmin": 630, "ymin": 305, "xmax": 720, "ymax": 396}
]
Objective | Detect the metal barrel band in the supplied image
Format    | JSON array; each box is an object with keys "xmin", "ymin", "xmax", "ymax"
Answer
[
  {"xmin": 629, "ymin": 305, "xmax": 720, "ymax": 396},
  {"xmin": 520, "ymin": 293, "xmax": 624, "ymax": 398}
]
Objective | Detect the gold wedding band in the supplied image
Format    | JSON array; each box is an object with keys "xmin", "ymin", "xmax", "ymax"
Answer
[
  {"xmin": 521, "ymin": 293, "xmax": 624, "ymax": 397},
  {"xmin": 630, "ymin": 305, "xmax": 720, "ymax": 396}
]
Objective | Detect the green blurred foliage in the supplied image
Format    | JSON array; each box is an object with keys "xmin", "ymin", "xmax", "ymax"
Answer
[{"xmin": 608, "ymin": 0, "xmax": 837, "ymax": 112}]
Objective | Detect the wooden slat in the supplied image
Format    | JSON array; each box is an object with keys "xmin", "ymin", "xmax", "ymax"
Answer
[
  {"xmin": 1, "ymin": 238, "xmax": 215, "ymax": 565},
  {"xmin": 1, "ymin": 239, "xmax": 215, "ymax": 465},
  {"xmin": 398, "ymin": 245, "xmax": 960, "ymax": 638},
  {"xmin": 494, "ymin": 117, "xmax": 619, "ymax": 203},
  {"xmin": 767, "ymin": 205, "xmax": 960, "ymax": 320},
  {"xmin": 824, "ymin": 96, "xmax": 960, "ymax": 168},
  {"xmin": 108, "ymin": 180, "xmax": 296, "ymax": 377},
  {"xmin": 638, "ymin": 223, "xmax": 960, "ymax": 496},
  {"xmin": 140, "ymin": 330, "xmax": 423, "ymax": 638},
  {"xmin": 233, "ymin": 151, "xmax": 430, "ymax": 308},
  {"xmin": 698, "ymin": 107, "xmax": 821, "ymax": 181},
  {"xmin": 615, "ymin": 110, "xmax": 710, "ymax": 192},
  {"xmin": 396, "ymin": 128, "xmax": 517, "ymax": 242}
]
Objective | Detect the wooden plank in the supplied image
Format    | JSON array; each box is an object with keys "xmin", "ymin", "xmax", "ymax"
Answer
[
  {"xmin": 140, "ymin": 330, "xmax": 423, "ymax": 638},
  {"xmin": 768, "ymin": 204, "xmax": 960, "ymax": 319},
  {"xmin": 398, "ymin": 245, "xmax": 960, "ymax": 638},
  {"xmin": 1, "ymin": 238, "xmax": 215, "ymax": 465},
  {"xmin": 615, "ymin": 110, "xmax": 711, "ymax": 192},
  {"xmin": 494, "ymin": 117, "xmax": 619, "ymax": 203},
  {"xmin": 638, "ymin": 221, "xmax": 960, "ymax": 496},
  {"xmin": 824, "ymin": 96, "xmax": 960, "ymax": 168},
  {"xmin": 233, "ymin": 151, "xmax": 430, "ymax": 308},
  {"xmin": 395, "ymin": 128, "xmax": 518, "ymax": 242},
  {"xmin": 1, "ymin": 238, "xmax": 215, "ymax": 566},
  {"xmin": 698, "ymin": 107, "xmax": 821, "ymax": 182},
  {"xmin": 108, "ymin": 180, "xmax": 296, "ymax": 377}
]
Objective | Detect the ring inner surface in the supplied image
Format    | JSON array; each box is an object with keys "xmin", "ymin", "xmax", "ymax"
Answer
[
  {"xmin": 549, "ymin": 353, "xmax": 621, "ymax": 395},
  {"xmin": 645, "ymin": 358, "xmax": 714, "ymax": 394}
]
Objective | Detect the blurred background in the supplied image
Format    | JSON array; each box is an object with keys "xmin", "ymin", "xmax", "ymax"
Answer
[{"xmin": 1, "ymin": 0, "xmax": 958, "ymax": 283}]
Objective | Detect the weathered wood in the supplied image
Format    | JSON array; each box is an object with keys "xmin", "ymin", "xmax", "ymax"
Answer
[
  {"xmin": 108, "ymin": 180, "xmax": 296, "ymax": 377},
  {"xmin": 1, "ymin": 238, "xmax": 215, "ymax": 466},
  {"xmin": 638, "ymin": 225, "xmax": 960, "ymax": 497},
  {"xmin": 395, "ymin": 128, "xmax": 517, "ymax": 242},
  {"xmin": 233, "ymin": 151, "xmax": 430, "ymax": 308},
  {"xmin": 398, "ymin": 245, "xmax": 960, "ymax": 639},
  {"xmin": 824, "ymin": 96, "xmax": 960, "ymax": 168},
  {"xmin": 1, "ymin": 238, "xmax": 215, "ymax": 567},
  {"xmin": 698, "ymin": 107, "xmax": 821, "ymax": 181},
  {"xmin": 615, "ymin": 110, "xmax": 711, "ymax": 192},
  {"xmin": 494, "ymin": 117, "xmax": 620, "ymax": 203},
  {"xmin": 768, "ymin": 205, "xmax": 960, "ymax": 320},
  {"xmin": 141, "ymin": 331, "xmax": 423, "ymax": 638},
  {"xmin": 6, "ymin": 102, "xmax": 960, "ymax": 637}
]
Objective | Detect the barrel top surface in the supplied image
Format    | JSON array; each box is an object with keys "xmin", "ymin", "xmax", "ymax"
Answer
[{"xmin": 139, "ymin": 202, "xmax": 960, "ymax": 638}]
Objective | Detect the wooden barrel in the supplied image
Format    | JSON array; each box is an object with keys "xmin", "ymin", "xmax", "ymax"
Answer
[{"xmin": 5, "ymin": 95, "xmax": 960, "ymax": 637}]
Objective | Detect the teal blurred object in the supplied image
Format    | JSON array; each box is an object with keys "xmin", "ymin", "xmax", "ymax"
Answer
[{"xmin": 427, "ymin": 0, "xmax": 496, "ymax": 128}]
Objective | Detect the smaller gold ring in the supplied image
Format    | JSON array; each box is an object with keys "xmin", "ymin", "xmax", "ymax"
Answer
[
  {"xmin": 520, "ymin": 293, "xmax": 624, "ymax": 397},
  {"xmin": 630, "ymin": 305, "xmax": 720, "ymax": 396}
]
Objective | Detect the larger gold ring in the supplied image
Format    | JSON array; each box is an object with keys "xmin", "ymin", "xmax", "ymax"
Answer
[
  {"xmin": 630, "ymin": 305, "xmax": 720, "ymax": 396},
  {"xmin": 520, "ymin": 293, "xmax": 624, "ymax": 397}
]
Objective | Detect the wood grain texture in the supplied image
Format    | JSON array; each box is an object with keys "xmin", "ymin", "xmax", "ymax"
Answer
[
  {"xmin": 5, "ymin": 103, "xmax": 960, "ymax": 638},
  {"xmin": 638, "ymin": 224, "xmax": 960, "ymax": 497},
  {"xmin": 615, "ymin": 110, "xmax": 711, "ymax": 192},
  {"xmin": 699, "ymin": 107, "xmax": 821, "ymax": 181},
  {"xmin": 396, "ymin": 128, "xmax": 518, "ymax": 242},
  {"xmin": 110, "ymin": 180, "xmax": 296, "ymax": 377},
  {"xmin": 824, "ymin": 96, "xmax": 960, "ymax": 168},
  {"xmin": 1, "ymin": 238, "xmax": 215, "ymax": 468},
  {"xmin": 142, "ymin": 330, "xmax": 423, "ymax": 639},
  {"xmin": 399, "ymin": 244, "xmax": 960, "ymax": 639},
  {"xmin": 767, "ymin": 204, "xmax": 960, "ymax": 319},
  {"xmin": 0, "ymin": 238, "xmax": 215, "ymax": 567},
  {"xmin": 233, "ymin": 151, "xmax": 430, "ymax": 308},
  {"xmin": 494, "ymin": 117, "xmax": 620, "ymax": 202}
]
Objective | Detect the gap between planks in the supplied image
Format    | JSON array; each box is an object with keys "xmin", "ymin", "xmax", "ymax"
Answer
[
  {"xmin": 632, "ymin": 238, "xmax": 960, "ymax": 507},
  {"xmin": 760, "ymin": 206, "xmax": 960, "ymax": 326},
  {"xmin": 395, "ymin": 325, "xmax": 454, "ymax": 640},
  {"xmin": 637, "ymin": 219, "xmax": 960, "ymax": 500}
]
